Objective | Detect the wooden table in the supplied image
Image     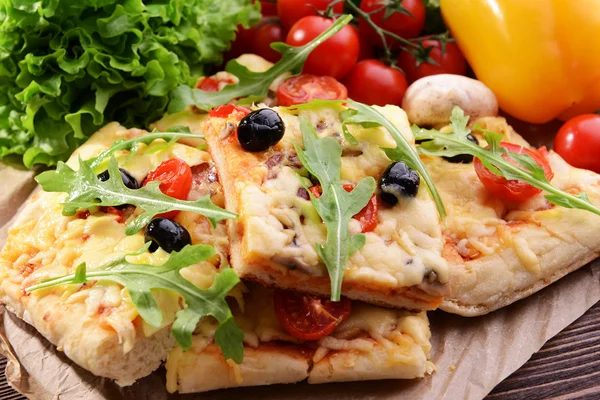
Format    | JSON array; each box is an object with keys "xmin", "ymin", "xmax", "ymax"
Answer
[{"xmin": 1, "ymin": 301, "xmax": 598, "ymax": 399}]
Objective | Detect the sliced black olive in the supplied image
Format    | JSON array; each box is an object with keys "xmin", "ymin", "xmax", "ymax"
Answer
[
  {"xmin": 378, "ymin": 162, "xmax": 420, "ymax": 206},
  {"xmin": 97, "ymin": 168, "xmax": 140, "ymax": 189},
  {"xmin": 144, "ymin": 218, "xmax": 191, "ymax": 253},
  {"xmin": 237, "ymin": 109, "xmax": 285, "ymax": 152},
  {"xmin": 443, "ymin": 134, "xmax": 479, "ymax": 163}
]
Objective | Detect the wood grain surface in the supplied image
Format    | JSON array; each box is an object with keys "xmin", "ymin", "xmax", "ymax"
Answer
[{"xmin": 1, "ymin": 301, "xmax": 598, "ymax": 399}]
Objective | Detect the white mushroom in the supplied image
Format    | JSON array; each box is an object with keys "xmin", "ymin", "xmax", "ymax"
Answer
[{"xmin": 401, "ymin": 74, "xmax": 498, "ymax": 127}]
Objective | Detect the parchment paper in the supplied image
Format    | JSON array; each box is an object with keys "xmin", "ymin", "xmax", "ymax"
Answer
[{"xmin": 0, "ymin": 166, "xmax": 599, "ymax": 400}]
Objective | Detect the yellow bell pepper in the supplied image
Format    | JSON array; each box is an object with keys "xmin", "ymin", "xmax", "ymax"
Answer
[{"xmin": 441, "ymin": 0, "xmax": 600, "ymax": 124}]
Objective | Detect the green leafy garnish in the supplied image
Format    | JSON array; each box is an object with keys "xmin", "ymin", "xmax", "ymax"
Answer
[
  {"xmin": 415, "ymin": 107, "xmax": 600, "ymax": 217},
  {"xmin": 168, "ymin": 15, "xmax": 353, "ymax": 113},
  {"xmin": 285, "ymin": 99, "xmax": 447, "ymax": 218},
  {"xmin": 294, "ymin": 118, "xmax": 376, "ymax": 301},
  {"xmin": 0, "ymin": 0, "xmax": 260, "ymax": 168},
  {"xmin": 35, "ymin": 157, "xmax": 237, "ymax": 234},
  {"xmin": 26, "ymin": 245, "xmax": 244, "ymax": 361},
  {"xmin": 88, "ymin": 126, "xmax": 204, "ymax": 169}
]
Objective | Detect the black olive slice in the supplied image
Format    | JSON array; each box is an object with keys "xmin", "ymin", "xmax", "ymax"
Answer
[
  {"xmin": 378, "ymin": 162, "xmax": 420, "ymax": 206},
  {"xmin": 238, "ymin": 109, "xmax": 285, "ymax": 152},
  {"xmin": 97, "ymin": 168, "xmax": 140, "ymax": 189},
  {"xmin": 144, "ymin": 218, "xmax": 191, "ymax": 253}
]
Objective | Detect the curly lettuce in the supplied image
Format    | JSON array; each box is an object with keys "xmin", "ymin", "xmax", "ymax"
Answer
[{"xmin": 0, "ymin": 0, "xmax": 260, "ymax": 168}]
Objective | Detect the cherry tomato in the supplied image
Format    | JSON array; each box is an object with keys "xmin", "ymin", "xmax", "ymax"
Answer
[
  {"xmin": 259, "ymin": 0, "xmax": 278, "ymax": 16},
  {"xmin": 286, "ymin": 16, "xmax": 359, "ymax": 80},
  {"xmin": 143, "ymin": 159, "xmax": 193, "ymax": 219},
  {"xmin": 196, "ymin": 75, "xmax": 236, "ymax": 91},
  {"xmin": 251, "ymin": 21, "xmax": 287, "ymax": 63},
  {"xmin": 343, "ymin": 59, "xmax": 408, "ymax": 106},
  {"xmin": 359, "ymin": 0, "xmax": 426, "ymax": 48},
  {"xmin": 209, "ymin": 104, "xmax": 251, "ymax": 118},
  {"xmin": 223, "ymin": 24, "xmax": 257, "ymax": 63},
  {"xmin": 474, "ymin": 143, "xmax": 554, "ymax": 202},
  {"xmin": 554, "ymin": 114, "xmax": 600, "ymax": 174},
  {"xmin": 309, "ymin": 183, "xmax": 379, "ymax": 233},
  {"xmin": 277, "ymin": 0, "xmax": 344, "ymax": 29},
  {"xmin": 351, "ymin": 25, "xmax": 375, "ymax": 61},
  {"xmin": 397, "ymin": 40, "xmax": 467, "ymax": 83},
  {"xmin": 274, "ymin": 289, "xmax": 352, "ymax": 341},
  {"xmin": 276, "ymin": 74, "xmax": 347, "ymax": 106}
]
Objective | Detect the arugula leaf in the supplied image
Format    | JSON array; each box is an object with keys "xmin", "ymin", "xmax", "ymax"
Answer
[
  {"xmin": 88, "ymin": 126, "xmax": 204, "ymax": 169},
  {"xmin": 294, "ymin": 117, "xmax": 375, "ymax": 301},
  {"xmin": 36, "ymin": 157, "xmax": 237, "ymax": 234},
  {"xmin": 168, "ymin": 15, "xmax": 353, "ymax": 113},
  {"xmin": 285, "ymin": 99, "xmax": 447, "ymax": 218},
  {"xmin": 26, "ymin": 245, "xmax": 244, "ymax": 361},
  {"xmin": 414, "ymin": 107, "xmax": 600, "ymax": 217}
]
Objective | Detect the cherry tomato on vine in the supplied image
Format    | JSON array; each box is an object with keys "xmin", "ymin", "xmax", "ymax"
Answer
[
  {"xmin": 554, "ymin": 114, "xmax": 600, "ymax": 174},
  {"xmin": 223, "ymin": 24, "xmax": 257, "ymax": 63},
  {"xmin": 286, "ymin": 16, "xmax": 359, "ymax": 80},
  {"xmin": 397, "ymin": 40, "xmax": 467, "ymax": 83},
  {"xmin": 359, "ymin": 0, "xmax": 426, "ymax": 48},
  {"xmin": 143, "ymin": 158, "xmax": 193, "ymax": 219},
  {"xmin": 351, "ymin": 25, "xmax": 375, "ymax": 61},
  {"xmin": 259, "ymin": 0, "xmax": 278, "ymax": 16},
  {"xmin": 474, "ymin": 143, "xmax": 554, "ymax": 202},
  {"xmin": 274, "ymin": 289, "xmax": 352, "ymax": 341},
  {"xmin": 277, "ymin": 74, "xmax": 348, "ymax": 106},
  {"xmin": 343, "ymin": 59, "xmax": 408, "ymax": 106},
  {"xmin": 277, "ymin": 0, "xmax": 344, "ymax": 29},
  {"xmin": 252, "ymin": 22, "xmax": 287, "ymax": 63}
]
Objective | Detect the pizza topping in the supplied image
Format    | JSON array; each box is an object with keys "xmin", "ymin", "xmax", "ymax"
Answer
[
  {"xmin": 415, "ymin": 106, "xmax": 600, "ymax": 216},
  {"xmin": 238, "ymin": 109, "xmax": 285, "ymax": 152},
  {"xmin": 143, "ymin": 158, "xmax": 193, "ymax": 219},
  {"xmin": 474, "ymin": 143, "xmax": 554, "ymax": 202},
  {"xmin": 378, "ymin": 162, "xmax": 420, "ymax": 206},
  {"xmin": 209, "ymin": 104, "xmax": 250, "ymax": 119},
  {"xmin": 276, "ymin": 74, "xmax": 348, "ymax": 107},
  {"xmin": 26, "ymin": 245, "xmax": 245, "ymax": 362},
  {"xmin": 443, "ymin": 133, "xmax": 479, "ymax": 164},
  {"xmin": 273, "ymin": 289, "xmax": 351, "ymax": 341},
  {"xmin": 97, "ymin": 168, "xmax": 140, "ymax": 190},
  {"xmin": 145, "ymin": 218, "xmax": 192, "ymax": 253}
]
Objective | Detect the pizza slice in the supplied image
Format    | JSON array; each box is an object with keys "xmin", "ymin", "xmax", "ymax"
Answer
[
  {"xmin": 165, "ymin": 283, "xmax": 434, "ymax": 393},
  {"xmin": 420, "ymin": 116, "xmax": 600, "ymax": 316},
  {"xmin": 203, "ymin": 102, "xmax": 449, "ymax": 310},
  {"xmin": 0, "ymin": 120, "xmax": 230, "ymax": 385}
]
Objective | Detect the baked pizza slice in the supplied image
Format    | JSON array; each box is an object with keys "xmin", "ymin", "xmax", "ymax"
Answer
[
  {"xmin": 203, "ymin": 102, "xmax": 449, "ymax": 310},
  {"xmin": 420, "ymin": 116, "xmax": 600, "ymax": 316},
  {"xmin": 0, "ymin": 119, "xmax": 235, "ymax": 385},
  {"xmin": 166, "ymin": 283, "xmax": 434, "ymax": 393}
]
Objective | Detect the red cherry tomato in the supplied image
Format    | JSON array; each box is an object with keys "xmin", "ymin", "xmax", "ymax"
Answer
[
  {"xmin": 251, "ymin": 21, "xmax": 287, "ymax": 63},
  {"xmin": 554, "ymin": 114, "xmax": 600, "ymax": 174},
  {"xmin": 143, "ymin": 159, "xmax": 193, "ymax": 219},
  {"xmin": 359, "ymin": 0, "xmax": 426, "ymax": 48},
  {"xmin": 286, "ymin": 16, "xmax": 359, "ymax": 80},
  {"xmin": 209, "ymin": 104, "xmax": 251, "ymax": 118},
  {"xmin": 309, "ymin": 184, "xmax": 379, "ymax": 233},
  {"xmin": 223, "ymin": 24, "xmax": 258, "ymax": 63},
  {"xmin": 351, "ymin": 25, "xmax": 375, "ymax": 61},
  {"xmin": 259, "ymin": 0, "xmax": 278, "ymax": 16},
  {"xmin": 274, "ymin": 289, "xmax": 352, "ymax": 341},
  {"xmin": 474, "ymin": 143, "xmax": 554, "ymax": 202},
  {"xmin": 397, "ymin": 40, "xmax": 467, "ymax": 83},
  {"xmin": 276, "ymin": 74, "xmax": 348, "ymax": 106},
  {"xmin": 343, "ymin": 59, "xmax": 408, "ymax": 106},
  {"xmin": 277, "ymin": 0, "xmax": 344, "ymax": 29}
]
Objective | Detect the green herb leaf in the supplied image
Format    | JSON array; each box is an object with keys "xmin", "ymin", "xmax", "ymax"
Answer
[
  {"xmin": 26, "ymin": 245, "xmax": 244, "ymax": 361},
  {"xmin": 168, "ymin": 15, "xmax": 353, "ymax": 113},
  {"xmin": 414, "ymin": 106, "xmax": 600, "ymax": 217},
  {"xmin": 88, "ymin": 127, "xmax": 204, "ymax": 169},
  {"xmin": 294, "ymin": 117, "xmax": 375, "ymax": 301},
  {"xmin": 35, "ymin": 156, "xmax": 237, "ymax": 234}
]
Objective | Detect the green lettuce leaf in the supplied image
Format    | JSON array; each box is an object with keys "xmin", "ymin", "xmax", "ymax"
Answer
[{"xmin": 0, "ymin": 0, "xmax": 260, "ymax": 168}]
